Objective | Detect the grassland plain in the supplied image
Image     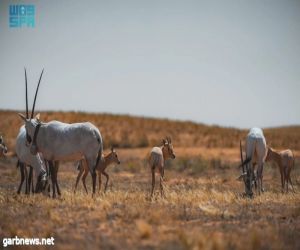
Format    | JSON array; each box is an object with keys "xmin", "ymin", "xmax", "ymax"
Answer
[
  {"xmin": 0, "ymin": 149, "xmax": 299, "ymax": 250},
  {"xmin": 0, "ymin": 110, "xmax": 300, "ymax": 249}
]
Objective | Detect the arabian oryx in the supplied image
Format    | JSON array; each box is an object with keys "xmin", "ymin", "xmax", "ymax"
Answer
[
  {"xmin": 265, "ymin": 147, "xmax": 295, "ymax": 193},
  {"xmin": 0, "ymin": 135, "xmax": 8, "ymax": 157},
  {"xmin": 74, "ymin": 147, "xmax": 120, "ymax": 194},
  {"xmin": 18, "ymin": 69, "xmax": 103, "ymax": 195},
  {"xmin": 149, "ymin": 137, "xmax": 176, "ymax": 198},
  {"xmin": 16, "ymin": 125, "xmax": 60, "ymax": 196},
  {"xmin": 16, "ymin": 125, "xmax": 47, "ymax": 194},
  {"xmin": 239, "ymin": 127, "xmax": 267, "ymax": 197}
]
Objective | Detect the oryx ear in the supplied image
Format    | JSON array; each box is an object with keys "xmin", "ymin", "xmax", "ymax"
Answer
[
  {"xmin": 18, "ymin": 113, "xmax": 27, "ymax": 122},
  {"xmin": 35, "ymin": 113, "xmax": 40, "ymax": 121},
  {"xmin": 162, "ymin": 139, "xmax": 167, "ymax": 145}
]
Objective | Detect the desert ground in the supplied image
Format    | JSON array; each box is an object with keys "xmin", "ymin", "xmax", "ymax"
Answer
[
  {"xmin": 0, "ymin": 111, "xmax": 300, "ymax": 249},
  {"xmin": 0, "ymin": 146, "xmax": 300, "ymax": 250}
]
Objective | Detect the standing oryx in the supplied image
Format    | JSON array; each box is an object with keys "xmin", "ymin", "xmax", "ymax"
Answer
[
  {"xmin": 0, "ymin": 135, "xmax": 8, "ymax": 157},
  {"xmin": 149, "ymin": 137, "xmax": 176, "ymax": 198},
  {"xmin": 239, "ymin": 128, "xmax": 267, "ymax": 197},
  {"xmin": 16, "ymin": 125, "xmax": 52, "ymax": 194},
  {"xmin": 265, "ymin": 147, "xmax": 295, "ymax": 193},
  {"xmin": 18, "ymin": 69, "xmax": 103, "ymax": 195},
  {"xmin": 74, "ymin": 147, "xmax": 121, "ymax": 194}
]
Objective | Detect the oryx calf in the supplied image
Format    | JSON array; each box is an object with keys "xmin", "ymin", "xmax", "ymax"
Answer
[
  {"xmin": 239, "ymin": 128, "xmax": 267, "ymax": 197},
  {"xmin": 266, "ymin": 147, "xmax": 295, "ymax": 193},
  {"xmin": 149, "ymin": 137, "xmax": 176, "ymax": 198},
  {"xmin": 0, "ymin": 135, "xmax": 8, "ymax": 157},
  {"xmin": 74, "ymin": 147, "xmax": 120, "ymax": 194}
]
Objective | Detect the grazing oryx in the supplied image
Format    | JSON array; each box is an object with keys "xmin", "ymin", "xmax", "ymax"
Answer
[
  {"xmin": 16, "ymin": 125, "xmax": 48, "ymax": 194},
  {"xmin": 0, "ymin": 135, "xmax": 8, "ymax": 157},
  {"xmin": 239, "ymin": 128, "xmax": 267, "ymax": 197},
  {"xmin": 74, "ymin": 147, "xmax": 120, "ymax": 194},
  {"xmin": 266, "ymin": 147, "xmax": 295, "ymax": 193},
  {"xmin": 149, "ymin": 137, "xmax": 176, "ymax": 198},
  {"xmin": 18, "ymin": 69, "xmax": 103, "ymax": 195}
]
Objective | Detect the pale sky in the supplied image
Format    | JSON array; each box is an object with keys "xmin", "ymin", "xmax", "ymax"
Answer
[{"xmin": 0, "ymin": 0, "xmax": 299, "ymax": 128}]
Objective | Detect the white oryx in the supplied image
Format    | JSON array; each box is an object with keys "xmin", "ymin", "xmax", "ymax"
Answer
[
  {"xmin": 16, "ymin": 125, "xmax": 48, "ymax": 194},
  {"xmin": 149, "ymin": 137, "xmax": 176, "ymax": 198},
  {"xmin": 0, "ymin": 135, "xmax": 8, "ymax": 157},
  {"xmin": 18, "ymin": 69, "xmax": 103, "ymax": 195},
  {"xmin": 239, "ymin": 127, "xmax": 267, "ymax": 196}
]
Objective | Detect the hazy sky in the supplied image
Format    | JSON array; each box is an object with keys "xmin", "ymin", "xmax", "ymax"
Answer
[{"xmin": 0, "ymin": 0, "xmax": 299, "ymax": 128}]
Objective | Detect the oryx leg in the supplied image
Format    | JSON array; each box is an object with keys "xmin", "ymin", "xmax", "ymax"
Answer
[
  {"xmin": 48, "ymin": 161, "xmax": 57, "ymax": 198},
  {"xmin": 54, "ymin": 161, "xmax": 61, "ymax": 196},
  {"xmin": 256, "ymin": 163, "xmax": 263, "ymax": 195},
  {"xmin": 260, "ymin": 163, "xmax": 265, "ymax": 193},
  {"xmin": 159, "ymin": 166, "xmax": 165, "ymax": 198},
  {"xmin": 252, "ymin": 164, "xmax": 257, "ymax": 190},
  {"xmin": 28, "ymin": 166, "xmax": 33, "ymax": 194},
  {"xmin": 82, "ymin": 168, "xmax": 89, "ymax": 194},
  {"xmin": 280, "ymin": 167, "xmax": 285, "ymax": 193},
  {"xmin": 87, "ymin": 158, "xmax": 97, "ymax": 196},
  {"xmin": 150, "ymin": 167, "xmax": 155, "ymax": 198},
  {"xmin": 103, "ymin": 171, "xmax": 109, "ymax": 193},
  {"xmin": 244, "ymin": 161, "xmax": 253, "ymax": 197},
  {"xmin": 45, "ymin": 161, "xmax": 50, "ymax": 196},
  {"xmin": 285, "ymin": 166, "xmax": 295, "ymax": 193},
  {"xmin": 17, "ymin": 162, "xmax": 25, "ymax": 194},
  {"xmin": 24, "ymin": 166, "xmax": 29, "ymax": 194},
  {"xmin": 288, "ymin": 176, "xmax": 295, "ymax": 193},
  {"xmin": 256, "ymin": 137, "xmax": 266, "ymax": 194},
  {"xmin": 98, "ymin": 171, "xmax": 102, "ymax": 193},
  {"xmin": 74, "ymin": 161, "xmax": 85, "ymax": 193}
]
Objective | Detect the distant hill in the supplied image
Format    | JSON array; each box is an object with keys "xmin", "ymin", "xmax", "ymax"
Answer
[{"xmin": 0, "ymin": 110, "xmax": 299, "ymax": 151}]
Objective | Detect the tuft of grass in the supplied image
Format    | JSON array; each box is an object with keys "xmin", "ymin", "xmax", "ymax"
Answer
[{"xmin": 135, "ymin": 219, "xmax": 152, "ymax": 239}]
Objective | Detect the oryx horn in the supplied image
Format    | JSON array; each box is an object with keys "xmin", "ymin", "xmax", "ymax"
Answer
[
  {"xmin": 24, "ymin": 68, "xmax": 29, "ymax": 119},
  {"xmin": 31, "ymin": 69, "xmax": 44, "ymax": 119}
]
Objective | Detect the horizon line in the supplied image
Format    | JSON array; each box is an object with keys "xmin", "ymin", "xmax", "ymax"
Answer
[{"xmin": 1, "ymin": 108, "xmax": 299, "ymax": 130}]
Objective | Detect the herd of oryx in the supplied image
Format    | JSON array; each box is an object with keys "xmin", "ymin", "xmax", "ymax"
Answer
[{"xmin": 0, "ymin": 70, "xmax": 296, "ymax": 198}]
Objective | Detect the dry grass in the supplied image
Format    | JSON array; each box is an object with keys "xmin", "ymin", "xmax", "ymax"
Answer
[
  {"xmin": 1, "ymin": 110, "xmax": 300, "ymax": 249},
  {"xmin": 0, "ymin": 152, "xmax": 299, "ymax": 250}
]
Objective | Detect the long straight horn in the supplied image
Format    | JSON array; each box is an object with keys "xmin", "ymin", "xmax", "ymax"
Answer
[
  {"xmin": 24, "ymin": 68, "xmax": 29, "ymax": 119},
  {"xmin": 31, "ymin": 69, "xmax": 44, "ymax": 119}
]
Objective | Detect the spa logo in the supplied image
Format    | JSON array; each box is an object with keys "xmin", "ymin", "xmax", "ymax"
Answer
[{"xmin": 9, "ymin": 5, "xmax": 35, "ymax": 28}]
